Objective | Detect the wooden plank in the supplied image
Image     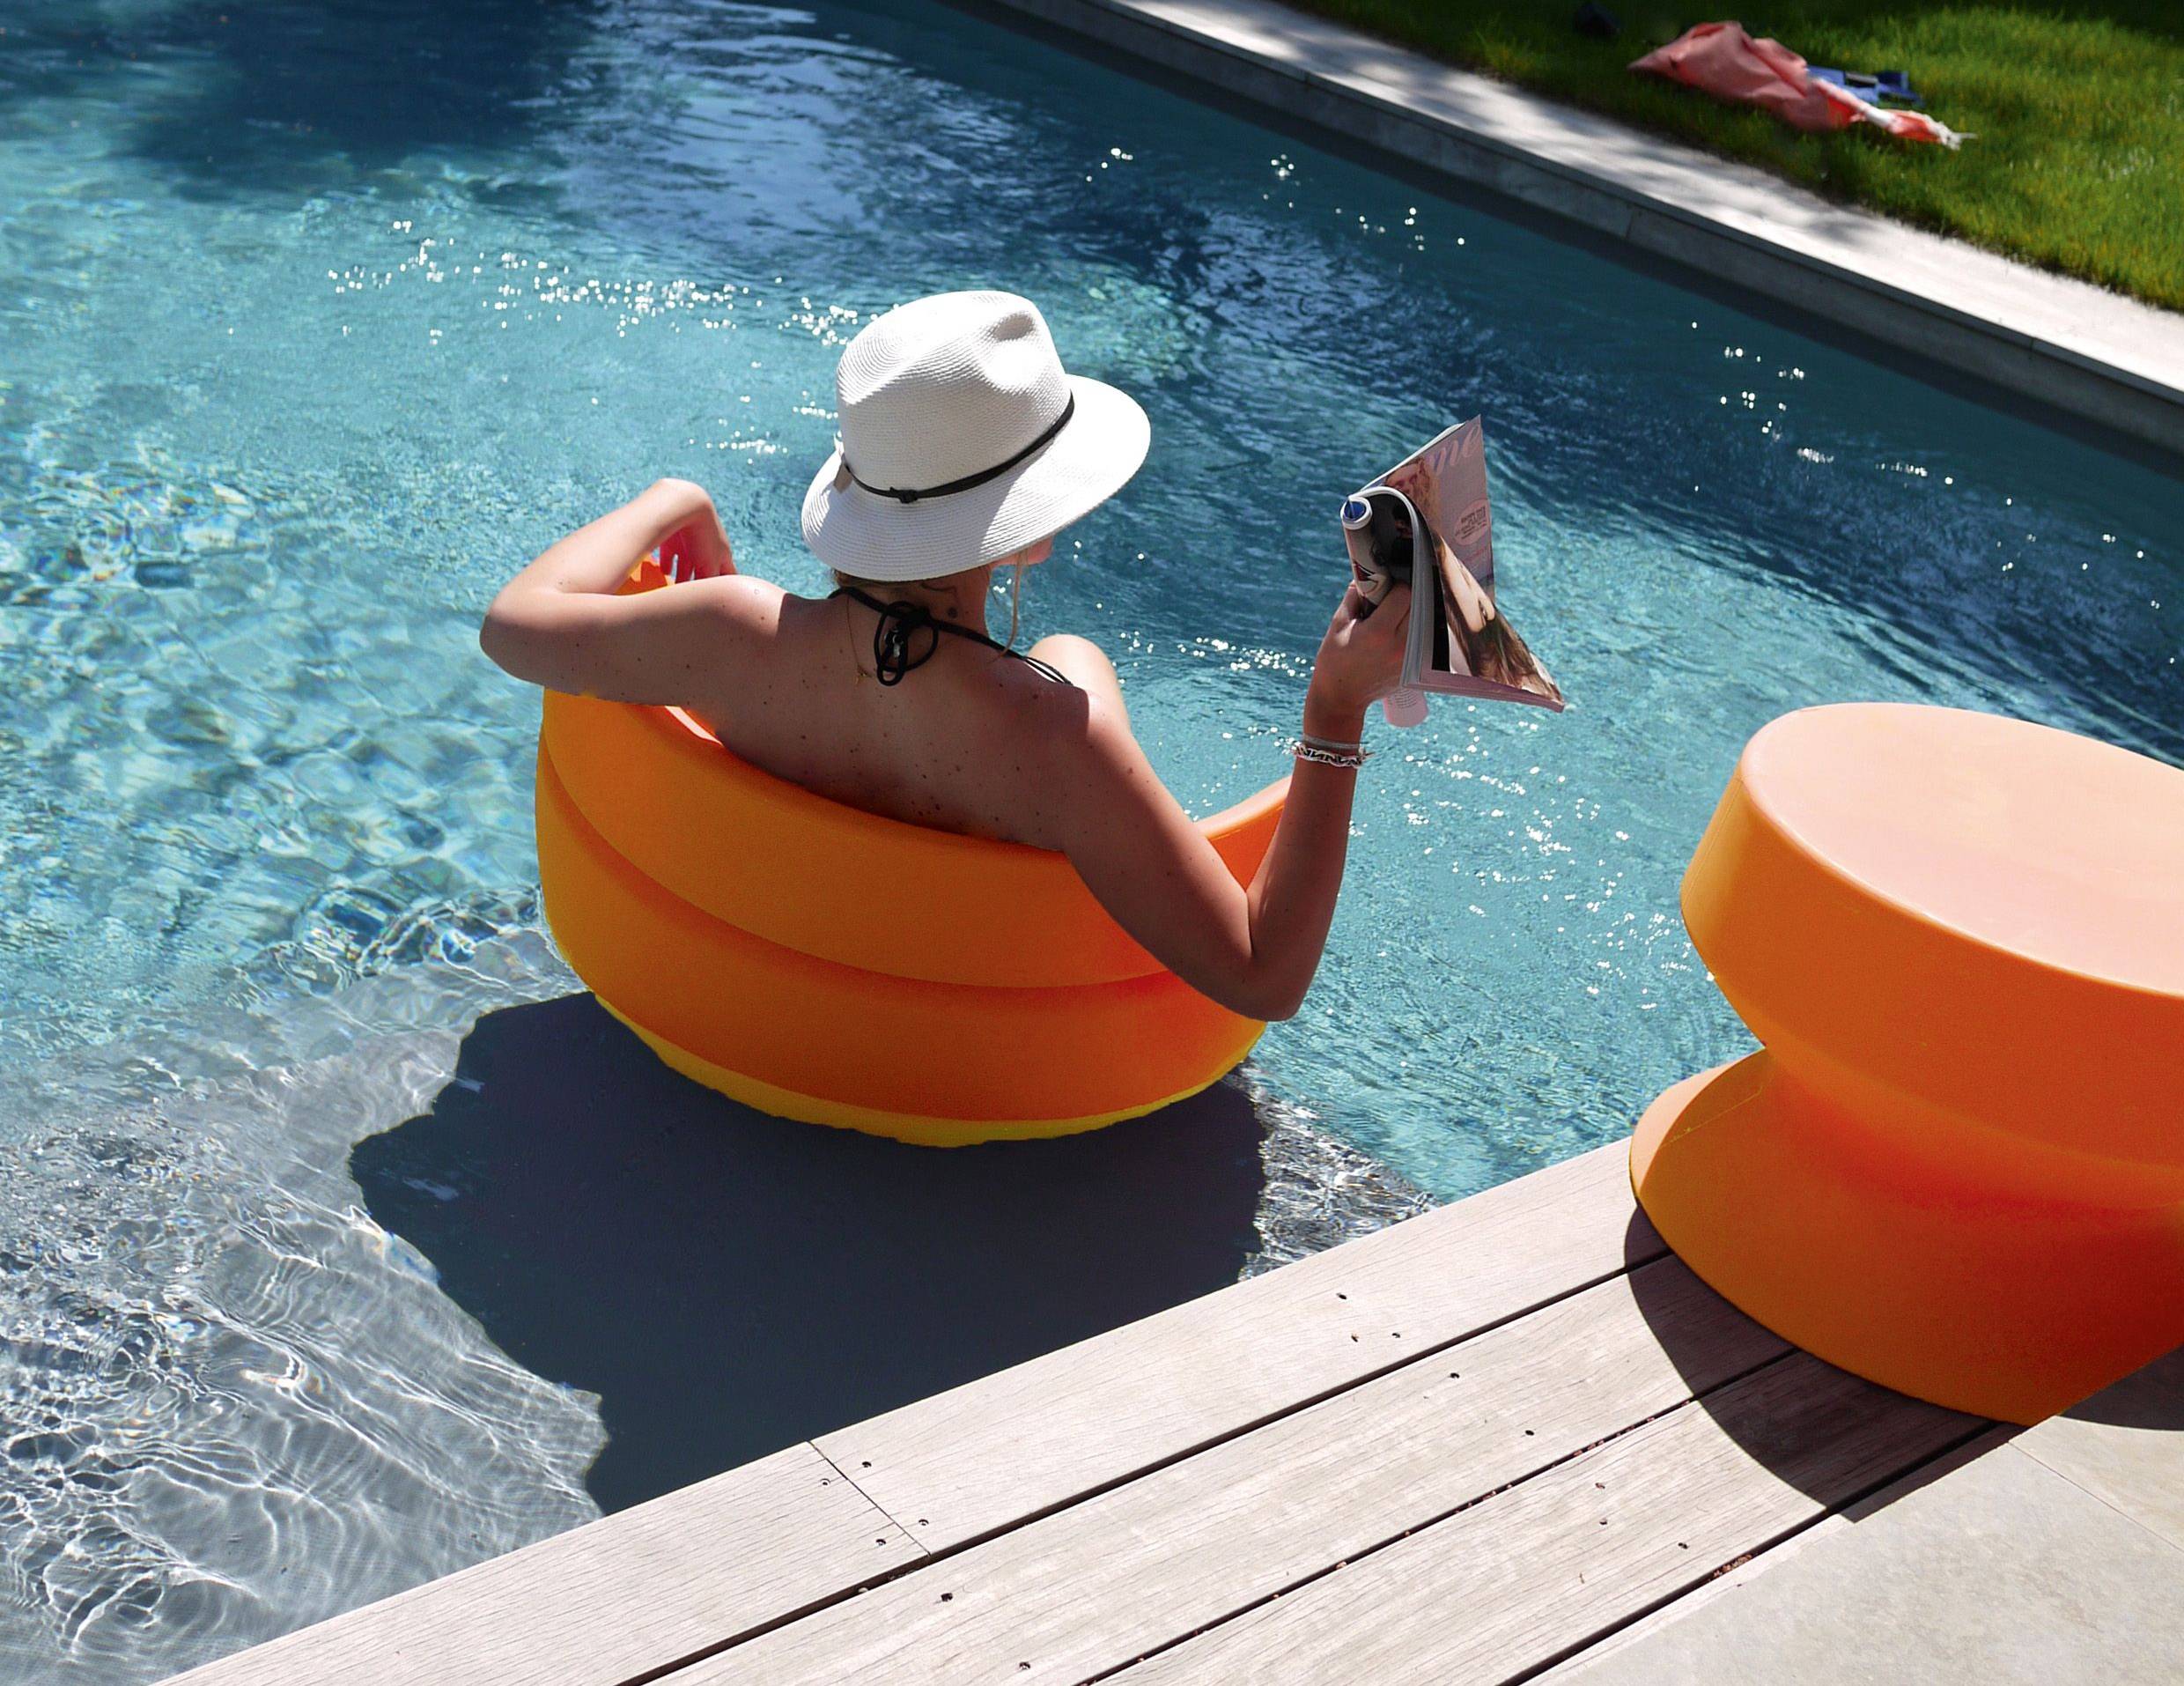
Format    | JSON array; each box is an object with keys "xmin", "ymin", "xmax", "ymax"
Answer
[
  {"xmin": 819, "ymin": 1141, "xmax": 1660, "ymax": 1551},
  {"xmin": 1530, "ymin": 1441, "xmax": 2184, "ymax": 1686},
  {"xmin": 1117, "ymin": 1354, "xmax": 1981, "ymax": 1683},
  {"xmin": 166, "ymin": 1443, "xmax": 923, "ymax": 1686},
  {"xmin": 670, "ymin": 1257, "xmax": 1778, "ymax": 1684},
  {"xmin": 1532, "ymin": 1426, "xmax": 2018, "ymax": 1682}
]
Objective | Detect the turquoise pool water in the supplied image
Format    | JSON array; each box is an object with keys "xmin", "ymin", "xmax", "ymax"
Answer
[{"xmin": 1, "ymin": 0, "xmax": 2177, "ymax": 1675}]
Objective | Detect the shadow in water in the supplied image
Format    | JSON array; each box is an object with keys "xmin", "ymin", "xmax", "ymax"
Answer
[
  {"xmin": 350, "ymin": 992, "xmax": 1268, "ymax": 1512},
  {"xmin": 4, "ymin": 0, "xmax": 604, "ymax": 194}
]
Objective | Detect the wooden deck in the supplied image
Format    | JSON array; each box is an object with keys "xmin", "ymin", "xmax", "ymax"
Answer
[{"xmin": 168, "ymin": 1141, "xmax": 1992, "ymax": 1685}]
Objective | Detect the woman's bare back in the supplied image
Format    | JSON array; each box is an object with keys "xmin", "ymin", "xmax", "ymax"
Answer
[{"xmin": 684, "ymin": 585, "xmax": 1118, "ymax": 848}]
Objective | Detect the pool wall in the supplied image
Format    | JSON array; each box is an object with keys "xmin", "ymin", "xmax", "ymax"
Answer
[{"xmin": 971, "ymin": 0, "xmax": 2184, "ymax": 456}]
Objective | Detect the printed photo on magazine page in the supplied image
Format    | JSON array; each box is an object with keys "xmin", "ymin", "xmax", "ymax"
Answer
[{"xmin": 1340, "ymin": 418, "xmax": 1564, "ymax": 721}]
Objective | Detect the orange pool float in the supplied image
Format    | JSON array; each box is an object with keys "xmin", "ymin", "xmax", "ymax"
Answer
[
  {"xmin": 535, "ymin": 561, "xmax": 1288, "ymax": 1146},
  {"xmin": 1633, "ymin": 703, "xmax": 2184, "ymax": 1423}
]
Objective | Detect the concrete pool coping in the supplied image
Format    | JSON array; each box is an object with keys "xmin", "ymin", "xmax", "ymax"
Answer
[{"xmin": 979, "ymin": 0, "xmax": 2184, "ymax": 459}]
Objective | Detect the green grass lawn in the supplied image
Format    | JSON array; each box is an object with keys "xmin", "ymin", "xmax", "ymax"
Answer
[{"xmin": 1285, "ymin": 1, "xmax": 2184, "ymax": 310}]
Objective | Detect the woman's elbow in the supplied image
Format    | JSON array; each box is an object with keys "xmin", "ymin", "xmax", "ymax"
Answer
[
  {"xmin": 1223, "ymin": 971, "xmax": 1311, "ymax": 1024},
  {"xmin": 479, "ymin": 594, "xmax": 543, "ymax": 682}
]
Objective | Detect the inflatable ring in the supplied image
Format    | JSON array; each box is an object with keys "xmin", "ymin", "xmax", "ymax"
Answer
[{"xmin": 535, "ymin": 561, "xmax": 1289, "ymax": 1146}]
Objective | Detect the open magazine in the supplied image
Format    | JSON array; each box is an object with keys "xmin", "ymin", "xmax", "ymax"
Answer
[{"xmin": 1340, "ymin": 418, "xmax": 1564, "ymax": 725}]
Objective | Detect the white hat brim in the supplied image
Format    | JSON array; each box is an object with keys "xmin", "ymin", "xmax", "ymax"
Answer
[{"xmin": 801, "ymin": 374, "xmax": 1149, "ymax": 582}]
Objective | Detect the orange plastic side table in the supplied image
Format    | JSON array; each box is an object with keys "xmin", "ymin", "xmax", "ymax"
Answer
[{"xmin": 1631, "ymin": 703, "xmax": 2184, "ymax": 1423}]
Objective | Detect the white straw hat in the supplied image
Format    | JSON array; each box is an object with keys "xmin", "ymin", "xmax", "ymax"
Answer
[{"xmin": 801, "ymin": 291, "xmax": 1150, "ymax": 582}]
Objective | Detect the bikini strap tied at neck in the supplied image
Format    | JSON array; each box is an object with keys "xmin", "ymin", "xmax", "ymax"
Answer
[{"xmin": 830, "ymin": 585, "xmax": 1075, "ymax": 687}]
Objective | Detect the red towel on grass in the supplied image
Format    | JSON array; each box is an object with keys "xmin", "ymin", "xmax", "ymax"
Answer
[{"xmin": 1631, "ymin": 23, "xmax": 1962, "ymax": 146}]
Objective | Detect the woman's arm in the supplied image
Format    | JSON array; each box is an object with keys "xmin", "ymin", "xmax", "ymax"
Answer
[
  {"xmin": 480, "ymin": 480, "xmax": 759, "ymax": 703},
  {"xmin": 1050, "ymin": 581, "xmax": 1408, "ymax": 1022}
]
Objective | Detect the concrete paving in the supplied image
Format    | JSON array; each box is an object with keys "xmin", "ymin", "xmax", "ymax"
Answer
[
  {"xmin": 2016, "ymin": 1346, "xmax": 2184, "ymax": 1554},
  {"xmin": 985, "ymin": 0, "xmax": 2184, "ymax": 455},
  {"xmin": 1553, "ymin": 1349, "xmax": 2184, "ymax": 1684}
]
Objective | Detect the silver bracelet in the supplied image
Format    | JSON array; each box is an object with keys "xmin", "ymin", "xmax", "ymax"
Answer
[
  {"xmin": 1292, "ymin": 739, "xmax": 1369, "ymax": 769},
  {"xmin": 1299, "ymin": 731, "xmax": 1364, "ymax": 756}
]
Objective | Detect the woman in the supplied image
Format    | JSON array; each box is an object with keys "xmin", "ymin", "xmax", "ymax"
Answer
[{"xmin": 483, "ymin": 291, "xmax": 1407, "ymax": 1022}]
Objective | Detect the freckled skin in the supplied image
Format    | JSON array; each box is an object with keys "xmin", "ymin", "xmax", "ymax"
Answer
[{"xmin": 676, "ymin": 549, "xmax": 1130, "ymax": 847}]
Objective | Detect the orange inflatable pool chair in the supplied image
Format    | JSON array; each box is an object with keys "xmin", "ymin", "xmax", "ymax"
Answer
[{"xmin": 535, "ymin": 560, "xmax": 1288, "ymax": 1146}]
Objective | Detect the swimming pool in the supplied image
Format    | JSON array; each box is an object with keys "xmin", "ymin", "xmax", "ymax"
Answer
[{"xmin": 1, "ymin": 0, "xmax": 2176, "ymax": 1675}]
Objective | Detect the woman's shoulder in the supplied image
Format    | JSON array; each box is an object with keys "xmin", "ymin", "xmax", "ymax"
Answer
[
  {"xmin": 999, "ymin": 673, "xmax": 1134, "ymax": 795},
  {"xmin": 676, "ymin": 572, "xmax": 793, "ymax": 644}
]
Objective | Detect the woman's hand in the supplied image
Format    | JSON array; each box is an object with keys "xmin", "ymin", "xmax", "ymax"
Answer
[
  {"xmin": 654, "ymin": 480, "xmax": 737, "ymax": 582},
  {"xmin": 1305, "ymin": 580, "xmax": 1411, "ymax": 723}
]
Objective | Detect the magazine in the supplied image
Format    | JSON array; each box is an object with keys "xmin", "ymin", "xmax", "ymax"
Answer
[{"xmin": 1340, "ymin": 418, "xmax": 1564, "ymax": 725}]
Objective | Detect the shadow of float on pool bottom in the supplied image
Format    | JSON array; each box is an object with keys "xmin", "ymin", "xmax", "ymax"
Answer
[{"xmin": 350, "ymin": 991, "xmax": 1268, "ymax": 1514}]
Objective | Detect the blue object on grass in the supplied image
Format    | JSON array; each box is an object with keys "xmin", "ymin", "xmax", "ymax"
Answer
[{"xmin": 1810, "ymin": 65, "xmax": 1924, "ymax": 106}]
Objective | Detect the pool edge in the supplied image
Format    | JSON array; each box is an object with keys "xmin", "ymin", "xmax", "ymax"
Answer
[{"xmin": 974, "ymin": 0, "xmax": 2184, "ymax": 460}]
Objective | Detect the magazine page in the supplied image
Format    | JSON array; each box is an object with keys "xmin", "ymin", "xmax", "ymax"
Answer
[{"xmin": 1357, "ymin": 418, "xmax": 1564, "ymax": 714}]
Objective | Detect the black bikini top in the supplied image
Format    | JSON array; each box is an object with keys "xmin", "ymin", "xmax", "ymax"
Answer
[{"xmin": 830, "ymin": 585, "xmax": 1076, "ymax": 688}]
